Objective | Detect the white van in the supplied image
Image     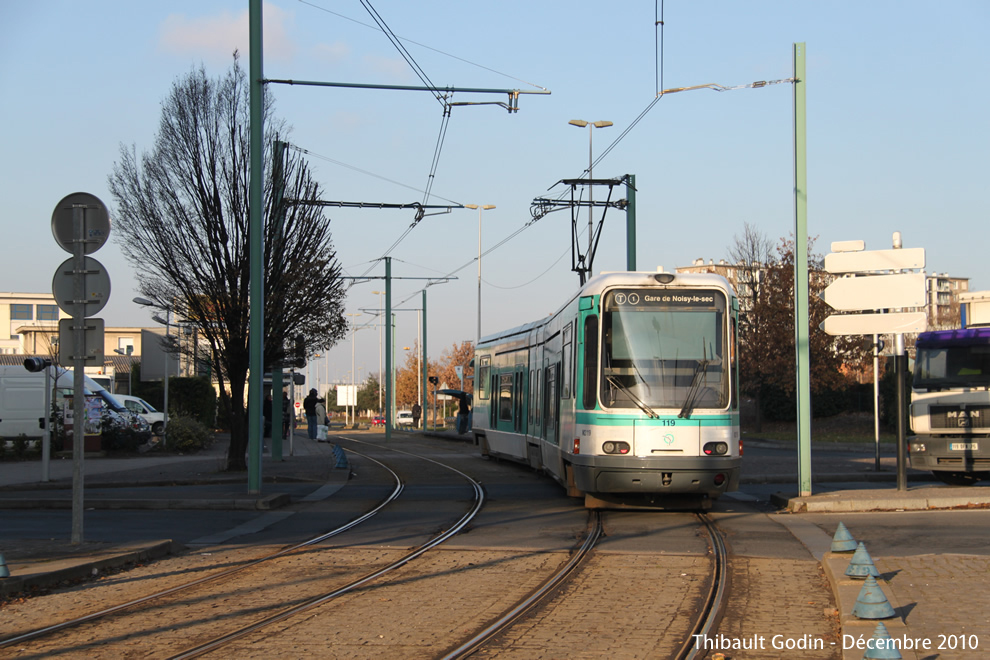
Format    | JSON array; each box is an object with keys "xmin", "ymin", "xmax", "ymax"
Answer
[
  {"xmin": 0, "ymin": 365, "xmax": 149, "ymax": 438},
  {"xmin": 114, "ymin": 394, "xmax": 165, "ymax": 435}
]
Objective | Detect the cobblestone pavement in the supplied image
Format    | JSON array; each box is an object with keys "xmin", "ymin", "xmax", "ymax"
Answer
[{"xmin": 719, "ymin": 557, "xmax": 841, "ymax": 659}]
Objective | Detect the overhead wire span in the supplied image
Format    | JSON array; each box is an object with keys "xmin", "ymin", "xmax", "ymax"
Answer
[
  {"xmin": 289, "ymin": 145, "xmax": 460, "ymax": 207},
  {"xmin": 483, "ymin": 248, "xmax": 570, "ymax": 290},
  {"xmin": 295, "ymin": 0, "xmax": 547, "ymax": 91},
  {"xmin": 358, "ymin": 0, "xmax": 444, "ymax": 106}
]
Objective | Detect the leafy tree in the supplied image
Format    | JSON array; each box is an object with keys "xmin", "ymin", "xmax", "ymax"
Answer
[
  {"xmin": 108, "ymin": 56, "xmax": 347, "ymax": 470},
  {"xmin": 395, "ymin": 342, "xmax": 429, "ymax": 410},
  {"xmin": 394, "ymin": 340, "xmax": 475, "ymax": 413},
  {"xmin": 357, "ymin": 373, "xmax": 382, "ymax": 414}
]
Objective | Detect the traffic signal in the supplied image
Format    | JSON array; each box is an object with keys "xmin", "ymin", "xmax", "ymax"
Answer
[
  {"xmin": 293, "ymin": 334, "xmax": 306, "ymax": 369},
  {"xmin": 24, "ymin": 357, "xmax": 52, "ymax": 372},
  {"xmin": 428, "ymin": 376, "xmax": 439, "ymax": 386}
]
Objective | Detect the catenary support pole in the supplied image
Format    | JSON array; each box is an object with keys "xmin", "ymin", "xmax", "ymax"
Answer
[
  {"xmin": 248, "ymin": 0, "xmax": 264, "ymax": 493},
  {"xmin": 271, "ymin": 140, "xmax": 287, "ymax": 461},
  {"xmin": 626, "ymin": 174, "xmax": 636, "ymax": 271},
  {"xmin": 385, "ymin": 257, "xmax": 392, "ymax": 442},
  {"xmin": 793, "ymin": 43, "xmax": 812, "ymax": 497},
  {"xmin": 422, "ymin": 290, "xmax": 428, "ymax": 430}
]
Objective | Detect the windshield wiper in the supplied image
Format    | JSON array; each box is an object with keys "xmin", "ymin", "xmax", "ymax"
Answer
[
  {"xmin": 606, "ymin": 375, "xmax": 658, "ymax": 418},
  {"xmin": 678, "ymin": 359, "xmax": 710, "ymax": 419}
]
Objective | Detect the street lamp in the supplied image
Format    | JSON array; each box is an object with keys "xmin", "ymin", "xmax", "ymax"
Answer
[
  {"xmin": 371, "ymin": 291, "xmax": 385, "ymax": 413},
  {"xmin": 113, "ymin": 346, "xmax": 133, "ymax": 395},
  {"xmin": 464, "ymin": 204, "xmax": 496, "ymax": 346},
  {"xmin": 133, "ymin": 297, "xmax": 170, "ymax": 445},
  {"xmin": 347, "ymin": 313, "xmax": 362, "ymax": 426},
  {"xmin": 568, "ymin": 120, "xmax": 612, "ymax": 262}
]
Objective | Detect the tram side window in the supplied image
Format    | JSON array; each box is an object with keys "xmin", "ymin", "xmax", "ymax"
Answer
[
  {"xmin": 730, "ymin": 317, "xmax": 738, "ymax": 410},
  {"xmin": 583, "ymin": 315, "xmax": 599, "ymax": 410},
  {"xmin": 478, "ymin": 356, "xmax": 491, "ymax": 400},
  {"xmin": 499, "ymin": 374, "xmax": 513, "ymax": 421},
  {"xmin": 529, "ymin": 369, "xmax": 536, "ymax": 424},
  {"xmin": 515, "ymin": 371, "xmax": 524, "ymax": 432},
  {"xmin": 562, "ymin": 323, "xmax": 573, "ymax": 399}
]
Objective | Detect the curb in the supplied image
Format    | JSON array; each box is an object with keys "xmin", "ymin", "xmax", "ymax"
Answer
[
  {"xmin": 0, "ymin": 492, "xmax": 291, "ymax": 511},
  {"xmin": 0, "ymin": 540, "xmax": 181, "ymax": 597}
]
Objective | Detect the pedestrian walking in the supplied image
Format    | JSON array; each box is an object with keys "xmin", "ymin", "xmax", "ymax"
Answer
[{"xmin": 412, "ymin": 402, "xmax": 421, "ymax": 429}]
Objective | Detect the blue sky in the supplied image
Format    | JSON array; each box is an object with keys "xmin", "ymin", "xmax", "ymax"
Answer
[{"xmin": 2, "ymin": 1, "xmax": 987, "ymax": 390}]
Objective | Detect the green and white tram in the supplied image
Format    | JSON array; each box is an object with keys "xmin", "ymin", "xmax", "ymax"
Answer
[{"xmin": 473, "ymin": 270, "xmax": 741, "ymax": 509}]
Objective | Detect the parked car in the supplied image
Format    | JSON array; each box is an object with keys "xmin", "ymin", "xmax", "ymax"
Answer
[
  {"xmin": 396, "ymin": 410, "xmax": 414, "ymax": 426},
  {"xmin": 114, "ymin": 394, "xmax": 166, "ymax": 436},
  {"xmin": 372, "ymin": 415, "xmax": 385, "ymax": 427}
]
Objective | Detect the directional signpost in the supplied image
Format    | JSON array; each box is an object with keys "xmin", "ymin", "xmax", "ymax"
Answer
[{"xmin": 822, "ymin": 235, "xmax": 925, "ymax": 491}]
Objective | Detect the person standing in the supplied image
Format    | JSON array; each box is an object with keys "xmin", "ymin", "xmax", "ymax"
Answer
[
  {"xmin": 303, "ymin": 388, "xmax": 324, "ymax": 440},
  {"xmin": 282, "ymin": 392, "xmax": 292, "ymax": 439},
  {"xmin": 263, "ymin": 394, "xmax": 273, "ymax": 439},
  {"xmin": 411, "ymin": 402, "xmax": 422, "ymax": 429}
]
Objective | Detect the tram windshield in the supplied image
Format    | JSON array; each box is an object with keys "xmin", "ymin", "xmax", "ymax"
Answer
[{"xmin": 601, "ymin": 288, "xmax": 729, "ymax": 412}]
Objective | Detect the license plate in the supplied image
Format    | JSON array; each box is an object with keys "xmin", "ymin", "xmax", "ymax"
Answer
[{"xmin": 950, "ymin": 442, "xmax": 979, "ymax": 451}]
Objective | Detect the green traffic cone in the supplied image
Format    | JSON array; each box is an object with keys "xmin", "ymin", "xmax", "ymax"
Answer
[
  {"xmin": 831, "ymin": 521, "xmax": 857, "ymax": 552},
  {"xmin": 846, "ymin": 542, "xmax": 881, "ymax": 579}
]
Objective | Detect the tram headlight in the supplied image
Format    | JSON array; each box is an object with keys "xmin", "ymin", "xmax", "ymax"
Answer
[
  {"xmin": 602, "ymin": 441, "xmax": 630, "ymax": 455},
  {"xmin": 703, "ymin": 442, "xmax": 728, "ymax": 456}
]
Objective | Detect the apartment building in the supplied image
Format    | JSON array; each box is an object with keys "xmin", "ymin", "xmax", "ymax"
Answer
[{"xmin": 1, "ymin": 292, "xmax": 68, "ymax": 355}]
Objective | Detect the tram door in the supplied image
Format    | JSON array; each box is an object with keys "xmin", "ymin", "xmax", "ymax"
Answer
[{"xmin": 543, "ymin": 364, "xmax": 559, "ymax": 446}]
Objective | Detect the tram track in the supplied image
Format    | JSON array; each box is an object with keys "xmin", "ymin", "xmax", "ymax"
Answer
[
  {"xmin": 2, "ymin": 436, "xmax": 731, "ymax": 659},
  {"xmin": 675, "ymin": 513, "xmax": 729, "ymax": 660},
  {"xmin": 445, "ymin": 510, "xmax": 729, "ymax": 659},
  {"xmin": 167, "ymin": 436, "xmax": 487, "ymax": 659},
  {"xmin": 0, "ymin": 444, "xmax": 429, "ymax": 655}
]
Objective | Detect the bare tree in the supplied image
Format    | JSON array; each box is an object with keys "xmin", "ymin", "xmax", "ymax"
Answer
[
  {"xmin": 727, "ymin": 223, "xmax": 776, "ymax": 430},
  {"xmin": 109, "ymin": 56, "xmax": 347, "ymax": 470}
]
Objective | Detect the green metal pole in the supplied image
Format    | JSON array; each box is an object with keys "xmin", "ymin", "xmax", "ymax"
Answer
[
  {"xmin": 626, "ymin": 174, "xmax": 636, "ymax": 271},
  {"xmin": 248, "ymin": 0, "xmax": 264, "ymax": 493},
  {"xmin": 384, "ymin": 257, "xmax": 392, "ymax": 442},
  {"xmin": 421, "ymin": 290, "xmax": 428, "ymax": 430},
  {"xmin": 271, "ymin": 140, "xmax": 286, "ymax": 461},
  {"xmin": 793, "ymin": 43, "xmax": 812, "ymax": 496}
]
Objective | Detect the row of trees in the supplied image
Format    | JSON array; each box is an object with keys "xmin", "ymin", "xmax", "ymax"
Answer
[{"xmin": 324, "ymin": 341, "xmax": 475, "ymax": 418}]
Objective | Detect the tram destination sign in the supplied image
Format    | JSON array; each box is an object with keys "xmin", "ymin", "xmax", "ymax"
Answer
[{"xmin": 607, "ymin": 289, "xmax": 722, "ymax": 308}]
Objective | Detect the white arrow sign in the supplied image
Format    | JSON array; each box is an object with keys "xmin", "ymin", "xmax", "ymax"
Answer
[
  {"xmin": 824, "ymin": 247, "xmax": 925, "ymax": 274},
  {"xmin": 822, "ymin": 311, "xmax": 927, "ymax": 336},
  {"xmin": 822, "ymin": 272, "xmax": 926, "ymax": 311}
]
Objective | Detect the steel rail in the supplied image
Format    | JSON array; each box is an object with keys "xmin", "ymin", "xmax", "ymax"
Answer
[
  {"xmin": 675, "ymin": 513, "xmax": 729, "ymax": 660},
  {"xmin": 440, "ymin": 511, "xmax": 604, "ymax": 660},
  {"xmin": 168, "ymin": 437, "xmax": 486, "ymax": 659},
  {"xmin": 0, "ymin": 446, "xmax": 402, "ymax": 649}
]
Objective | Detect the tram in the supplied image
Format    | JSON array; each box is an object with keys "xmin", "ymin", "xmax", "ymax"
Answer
[{"xmin": 472, "ymin": 269, "xmax": 741, "ymax": 509}]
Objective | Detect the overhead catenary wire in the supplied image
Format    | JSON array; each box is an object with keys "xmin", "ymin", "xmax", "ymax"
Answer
[
  {"xmin": 295, "ymin": 0, "xmax": 547, "ymax": 91},
  {"xmin": 358, "ymin": 0, "xmax": 444, "ymax": 107}
]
